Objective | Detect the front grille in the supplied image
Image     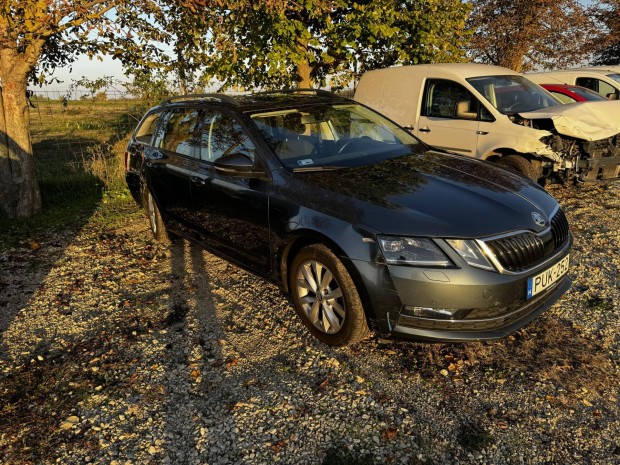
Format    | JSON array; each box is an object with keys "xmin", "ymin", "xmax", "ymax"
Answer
[
  {"xmin": 551, "ymin": 208, "xmax": 570, "ymax": 249},
  {"xmin": 484, "ymin": 209, "xmax": 570, "ymax": 272}
]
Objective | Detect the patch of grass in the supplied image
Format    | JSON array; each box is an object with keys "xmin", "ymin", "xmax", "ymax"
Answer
[
  {"xmin": 0, "ymin": 190, "xmax": 102, "ymax": 248},
  {"xmin": 27, "ymin": 99, "xmax": 138, "ymax": 221}
]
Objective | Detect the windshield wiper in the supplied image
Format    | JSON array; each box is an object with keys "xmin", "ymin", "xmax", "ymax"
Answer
[{"xmin": 292, "ymin": 166, "xmax": 345, "ymax": 173}]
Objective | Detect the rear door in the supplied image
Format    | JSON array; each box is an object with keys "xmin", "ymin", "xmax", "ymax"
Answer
[
  {"xmin": 187, "ymin": 108, "xmax": 273, "ymax": 274},
  {"xmin": 416, "ymin": 79, "xmax": 481, "ymax": 157},
  {"xmin": 144, "ymin": 107, "xmax": 201, "ymax": 230}
]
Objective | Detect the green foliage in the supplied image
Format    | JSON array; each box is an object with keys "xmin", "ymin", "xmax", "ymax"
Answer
[
  {"xmin": 123, "ymin": 69, "xmax": 174, "ymax": 107},
  {"xmin": 164, "ymin": 0, "xmax": 471, "ymax": 90}
]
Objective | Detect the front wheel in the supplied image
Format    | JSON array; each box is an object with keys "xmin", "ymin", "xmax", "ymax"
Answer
[
  {"xmin": 496, "ymin": 154, "xmax": 541, "ymax": 181},
  {"xmin": 290, "ymin": 244, "xmax": 370, "ymax": 346}
]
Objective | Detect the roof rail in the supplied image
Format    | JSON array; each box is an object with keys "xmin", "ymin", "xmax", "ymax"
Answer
[
  {"xmin": 161, "ymin": 93, "xmax": 240, "ymax": 106},
  {"xmin": 253, "ymin": 88, "xmax": 340, "ymax": 97}
]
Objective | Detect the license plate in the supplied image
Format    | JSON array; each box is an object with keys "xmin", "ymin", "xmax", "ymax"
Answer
[{"xmin": 527, "ymin": 255, "xmax": 570, "ymax": 299}]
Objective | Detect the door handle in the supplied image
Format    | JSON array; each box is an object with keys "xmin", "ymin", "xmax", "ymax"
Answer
[
  {"xmin": 145, "ymin": 161, "xmax": 160, "ymax": 169},
  {"xmin": 419, "ymin": 127, "xmax": 431, "ymax": 133},
  {"xmin": 190, "ymin": 176, "xmax": 207, "ymax": 186},
  {"xmin": 476, "ymin": 131, "xmax": 489, "ymax": 135}
]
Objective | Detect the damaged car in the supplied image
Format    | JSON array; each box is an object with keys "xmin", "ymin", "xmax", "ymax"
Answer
[{"xmin": 354, "ymin": 63, "xmax": 620, "ymax": 183}]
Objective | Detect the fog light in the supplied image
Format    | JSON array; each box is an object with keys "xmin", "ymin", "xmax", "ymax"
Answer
[{"xmin": 405, "ymin": 306, "xmax": 460, "ymax": 320}]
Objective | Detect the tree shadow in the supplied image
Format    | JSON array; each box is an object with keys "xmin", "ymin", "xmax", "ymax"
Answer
[{"xmin": 0, "ymin": 137, "xmax": 103, "ymax": 343}]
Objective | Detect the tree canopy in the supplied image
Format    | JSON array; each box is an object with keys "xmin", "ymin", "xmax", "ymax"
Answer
[
  {"xmin": 466, "ymin": 0, "xmax": 599, "ymax": 72},
  {"xmin": 171, "ymin": 0, "xmax": 471, "ymax": 90},
  {"xmin": 593, "ymin": 0, "xmax": 620, "ymax": 65},
  {"xmin": 0, "ymin": 0, "xmax": 164, "ymax": 218}
]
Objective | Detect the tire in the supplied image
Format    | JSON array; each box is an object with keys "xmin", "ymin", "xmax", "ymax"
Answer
[
  {"xmin": 496, "ymin": 155, "xmax": 539, "ymax": 181},
  {"xmin": 290, "ymin": 244, "xmax": 371, "ymax": 346},
  {"xmin": 145, "ymin": 189, "xmax": 171, "ymax": 242}
]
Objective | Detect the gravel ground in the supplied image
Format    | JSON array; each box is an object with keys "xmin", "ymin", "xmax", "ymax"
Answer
[{"xmin": 1, "ymin": 182, "xmax": 619, "ymax": 465}]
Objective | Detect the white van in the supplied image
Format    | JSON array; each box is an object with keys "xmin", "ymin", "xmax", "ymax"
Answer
[
  {"xmin": 527, "ymin": 68, "xmax": 620, "ymax": 100},
  {"xmin": 355, "ymin": 63, "xmax": 620, "ymax": 183}
]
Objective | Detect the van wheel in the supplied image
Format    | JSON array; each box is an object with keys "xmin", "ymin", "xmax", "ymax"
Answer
[
  {"xmin": 145, "ymin": 189, "xmax": 172, "ymax": 242},
  {"xmin": 290, "ymin": 244, "xmax": 370, "ymax": 346},
  {"xmin": 496, "ymin": 155, "xmax": 539, "ymax": 180}
]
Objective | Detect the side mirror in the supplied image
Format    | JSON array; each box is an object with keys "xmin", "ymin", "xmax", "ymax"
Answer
[
  {"xmin": 606, "ymin": 92, "xmax": 618, "ymax": 101},
  {"xmin": 214, "ymin": 152, "xmax": 265, "ymax": 178},
  {"xmin": 455, "ymin": 100, "xmax": 477, "ymax": 120}
]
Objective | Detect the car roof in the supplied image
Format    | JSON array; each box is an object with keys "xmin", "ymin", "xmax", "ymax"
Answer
[
  {"xmin": 540, "ymin": 84, "xmax": 579, "ymax": 90},
  {"xmin": 529, "ymin": 68, "xmax": 617, "ymax": 77},
  {"xmin": 361, "ymin": 63, "xmax": 521, "ymax": 80},
  {"xmin": 149, "ymin": 90, "xmax": 353, "ymax": 114}
]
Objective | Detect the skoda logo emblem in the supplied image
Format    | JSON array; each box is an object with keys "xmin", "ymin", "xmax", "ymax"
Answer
[{"xmin": 531, "ymin": 212, "xmax": 546, "ymax": 227}]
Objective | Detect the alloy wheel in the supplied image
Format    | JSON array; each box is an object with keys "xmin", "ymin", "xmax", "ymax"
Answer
[{"xmin": 296, "ymin": 260, "xmax": 346, "ymax": 334}]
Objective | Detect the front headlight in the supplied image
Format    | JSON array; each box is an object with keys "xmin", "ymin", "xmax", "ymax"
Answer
[
  {"xmin": 378, "ymin": 236, "xmax": 452, "ymax": 267},
  {"xmin": 446, "ymin": 239, "xmax": 494, "ymax": 271}
]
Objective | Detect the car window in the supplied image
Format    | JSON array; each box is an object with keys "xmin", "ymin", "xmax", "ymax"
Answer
[
  {"xmin": 571, "ymin": 87, "xmax": 608, "ymax": 101},
  {"xmin": 160, "ymin": 108, "xmax": 202, "ymax": 157},
  {"xmin": 200, "ymin": 111, "xmax": 257, "ymax": 163},
  {"xmin": 576, "ymin": 77, "xmax": 617, "ymax": 97},
  {"xmin": 422, "ymin": 80, "xmax": 481, "ymax": 120},
  {"xmin": 135, "ymin": 112, "xmax": 162, "ymax": 144},
  {"xmin": 549, "ymin": 91, "xmax": 577, "ymax": 104},
  {"xmin": 250, "ymin": 103, "xmax": 420, "ymax": 170}
]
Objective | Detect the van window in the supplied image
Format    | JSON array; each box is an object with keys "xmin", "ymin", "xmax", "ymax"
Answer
[
  {"xmin": 422, "ymin": 80, "xmax": 481, "ymax": 121},
  {"xmin": 576, "ymin": 77, "xmax": 617, "ymax": 98}
]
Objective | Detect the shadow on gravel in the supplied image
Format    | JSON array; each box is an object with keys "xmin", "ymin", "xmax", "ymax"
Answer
[
  {"xmin": 161, "ymin": 240, "xmax": 240, "ymax": 463},
  {"xmin": 0, "ymin": 196, "xmax": 102, "ymax": 355}
]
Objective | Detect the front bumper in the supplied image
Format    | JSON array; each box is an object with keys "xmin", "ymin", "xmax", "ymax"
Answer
[
  {"xmin": 353, "ymin": 238, "xmax": 572, "ymax": 342},
  {"xmin": 391, "ymin": 276, "xmax": 571, "ymax": 342}
]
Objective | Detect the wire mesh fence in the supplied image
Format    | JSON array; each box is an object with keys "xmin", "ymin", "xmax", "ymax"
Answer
[{"xmin": 28, "ymin": 90, "xmax": 146, "ymax": 202}]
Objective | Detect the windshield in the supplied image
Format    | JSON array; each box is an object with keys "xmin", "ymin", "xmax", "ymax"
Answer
[
  {"xmin": 572, "ymin": 86, "xmax": 609, "ymax": 101},
  {"xmin": 250, "ymin": 103, "xmax": 420, "ymax": 171},
  {"xmin": 467, "ymin": 75, "xmax": 559, "ymax": 115}
]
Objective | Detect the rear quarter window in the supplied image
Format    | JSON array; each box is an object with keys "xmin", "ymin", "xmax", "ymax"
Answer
[{"xmin": 135, "ymin": 112, "xmax": 162, "ymax": 144}]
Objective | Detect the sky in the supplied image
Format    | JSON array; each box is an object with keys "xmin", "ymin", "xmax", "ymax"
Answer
[{"xmin": 39, "ymin": 54, "xmax": 128, "ymax": 95}]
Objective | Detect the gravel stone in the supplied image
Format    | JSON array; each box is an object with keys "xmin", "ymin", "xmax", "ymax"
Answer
[{"xmin": 0, "ymin": 182, "xmax": 619, "ymax": 464}]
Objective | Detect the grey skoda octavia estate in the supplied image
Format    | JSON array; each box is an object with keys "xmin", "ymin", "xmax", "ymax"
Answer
[{"xmin": 125, "ymin": 90, "xmax": 572, "ymax": 346}]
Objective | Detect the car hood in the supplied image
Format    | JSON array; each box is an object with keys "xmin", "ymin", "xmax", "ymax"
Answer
[
  {"xmin": 518, "ymin": 100, "xmax": 620, "ymax": 141},
  {"xmin": 290, "ymin": 151, "xmax": 559, "ymax": 238}
]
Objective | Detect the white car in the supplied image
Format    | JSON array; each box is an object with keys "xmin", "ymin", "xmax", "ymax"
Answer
[
  {"xmin": 527, "ymin": 67, "xmax": 620, "ymax": 100},
  {"xmin": 355, "ymin": 63, "xmax": 620, "ymax": 183}
]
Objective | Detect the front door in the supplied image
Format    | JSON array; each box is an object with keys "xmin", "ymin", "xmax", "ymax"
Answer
[
  {"xmin": 188, "ymin": 109, "xmax": 272, "ymax": 274},
  {"xmin": 416, "ymin": 79, "xmax": 480, "ymax": 158}
]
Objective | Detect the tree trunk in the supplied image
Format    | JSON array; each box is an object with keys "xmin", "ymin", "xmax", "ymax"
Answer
[
  {"xmin": 295, "ymin": 38, "xmax": 313, "ymax": 88},
  {"xmin": 0, "ymin": 60, "xmax": 42, "ymax": 219},
  {"xmin": 296, "ymin": 61, "xmax": 313, "ymax": 88}
]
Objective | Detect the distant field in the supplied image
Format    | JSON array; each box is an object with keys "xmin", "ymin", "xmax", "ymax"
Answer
[{"xmin": 28, "ymin": 97, "xmax": 146, "ymax": 206}]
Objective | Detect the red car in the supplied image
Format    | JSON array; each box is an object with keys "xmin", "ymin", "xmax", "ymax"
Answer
[{"xmin": 541, "ymin": 84, "xmax": 609, "ymax": 104}]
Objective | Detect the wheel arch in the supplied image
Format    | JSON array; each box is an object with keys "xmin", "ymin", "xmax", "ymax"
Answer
[
  {"xmin": 279, "ymin": 230, "xmax": 377, "ymax": 329},
  {"xmin": 484, "ymin": 148, "xmax": 542, "ymax": 163}
]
